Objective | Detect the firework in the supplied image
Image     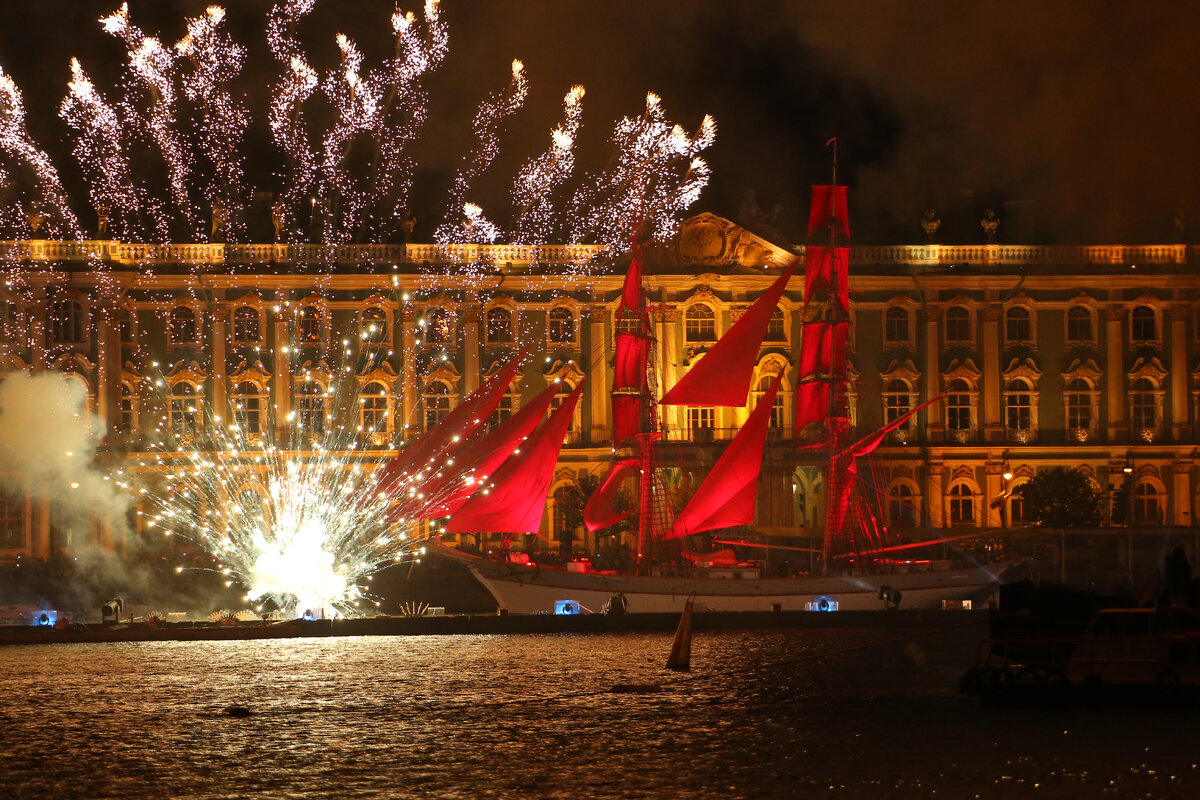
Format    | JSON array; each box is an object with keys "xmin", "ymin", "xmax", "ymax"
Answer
[
  {"xmin": 511, "ymin": 85, "xmax": 585, "ymax": 247},
  {"xmin": 176, "ymin": 5, "xmax": 250, "ymax": 242},
  {"xmin": 434, "ymin": 59, "xmax": 529, "ymax": 247},
  {"xmin": 0, "ymin": 68, "xmax": 81, "ymax": 240}
]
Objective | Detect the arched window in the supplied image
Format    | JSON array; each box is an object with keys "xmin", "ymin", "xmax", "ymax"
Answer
[
  {"xmin": 1004, "ymin": 378, "xmax": 1033, "ymax": 434},
  {"xmin": 1007, "ymin": 480, "xmax": 1027, "ymax": 526},
  {"xmin": 883, "ymin": 379, "xmax": 914, "ymax": 428},
  {"xmin": 764, "ymin": 309, "xmax": 787, "ymax": 342},
  {"xmin": 552, "ymin": 485, "xmax": 575, "ymax": 547},
  {"xmin": 1130, "ymin": 378, "xmax": 1158, "ymax": 434},
  {"xmin": 49, "ymin": 299, "xmax": 86, "ymax": 344},
  {"xmin": 169, "ymin": 306, "xmax": 198, "ymax": 346},
  {"xmin": 421, "ymin": 380, "xmax": 450, "ymax": 431},
  {"xmin": 685, "ymin": 304, "xmax": 716, "ymax": 343},
  {"xmin": 485, "ymin": 307, "xmax": 514, "ymax": 344},
  {"xmin": 425, "ymin": 308, "xmax": 454, "ymax": 344},
  {"xmin": 119, "ymin": 383, "xmax": 137, "ymax": 433},
  {"xmin": 946, "ymin": 379, "xmax": 973, "ymax": 434},
  {"xmin": 551, "ymin": 381, "xmax": 579, "ymax": 438},
  {"xmin": 948, "ymin": 482, "xmax": 976, "ymax": 525},
  {"xmin": 490, "ymin": 387, "xmax": 518, "ymax": 428},
  {"xmin": 945, "ymin": 307, "xmax": 971, "ymax": 344},
  {"xmin": 0, "ymin": 300, "xmax": 18, "ymax": 343},
  {"xmin": 687, "ymin": 406, "xmax": 715, "ymax": 440},
  {"xmin": 888, "ymin": 483, "xmax": 915, "ymax": 527},
  {"xmin": 236, "ymin": 489, "xmax": 265, "ymax": 529},
  {"xmin": 755, "ymin": 375, "xmax": 785, "ymax": 430},
  {"xmin": 1065, "ymin": 378, "xmax": 1093, "ymax": 437},
  {"xmin": 231, "ymin": 381, "xmax": 266, "ymax": 435},
  {"xmin": 885, "ymin": 306, "xmax": 910, "ymax": 344},
  {"xmin": 1132, "ymin": 480, "xmax": 1162, "ymax": 525},
  {"xmin": 296, "ymin": 381, "xmax": 326, "ymax": 435},
  {"xmin": 118, "ymin": 309, "xmax": 135, "ymax": 345},
  {"xmin": 548, "ymin": 307, "xmax": 575, "ymax": 344},
  {"xmin": 168, "ymin": 382, "xmax": 202, "ymax": 439},
  {"xmin": 361, "ymin": 381, "xmax": 391, "ymax": 433},
  {"xmin": 232, "ymin": 306, "xmax": 261, "ymax": 345},
  {"xmin": 0, "ymin": 489, "xmax": 24, "ymax": 548},
  {"xmin": 1005, "ymin": 306, "xmax": 1032, "ymax": 344},
  {"xmin": 1131, "ymin": 305, "xmax": 1157, "ymax": 342},
  {"xmin": 1066, "ymin": 306, "xmax": 1092, "ymax": 343},
  {"xmin": 298, "ymin": 305, "xmax": 323, "ymax": 343},
  {"xmin": 361, "ymin": 306, "xmax": 388, "ymax": 343}
]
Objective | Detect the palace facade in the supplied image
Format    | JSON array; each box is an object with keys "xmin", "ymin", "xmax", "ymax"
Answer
[{"xmin": 1, "ymin": 213, "xmax": 1199, "ymax": 565}]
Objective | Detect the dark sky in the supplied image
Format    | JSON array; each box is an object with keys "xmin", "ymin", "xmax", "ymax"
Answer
[{"xmin": 1, "ymin": 0, "xmax": 1197, "ymax": 244}]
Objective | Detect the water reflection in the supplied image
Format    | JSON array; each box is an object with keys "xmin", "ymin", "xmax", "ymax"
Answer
[{"xmin": 0, "ymin": 628, "xmax": 1198, "ymax": 798}]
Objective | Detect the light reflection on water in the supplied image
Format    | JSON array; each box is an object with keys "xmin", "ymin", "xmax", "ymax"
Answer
[{"xmin": 1, "ymin": 626, "xmax": 1199, "ymax": 798}]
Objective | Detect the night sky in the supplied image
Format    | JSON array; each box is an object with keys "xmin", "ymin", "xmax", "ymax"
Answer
[{"xmin": 1, "ymin": 0, "xmax": 1197, "ymax": 244}]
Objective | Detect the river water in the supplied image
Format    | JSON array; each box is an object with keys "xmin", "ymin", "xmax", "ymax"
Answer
[{"xmin": 1, "ymin": 622, "xmax": 1198, "ymax": 799}]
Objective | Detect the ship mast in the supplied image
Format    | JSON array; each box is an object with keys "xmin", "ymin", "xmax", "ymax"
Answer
[{"xmin": 819, "ymin": 138, "xmax": 852, "ymax": 571}]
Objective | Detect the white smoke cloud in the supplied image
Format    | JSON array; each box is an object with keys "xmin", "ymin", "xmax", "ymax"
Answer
[{"xmin": 0, "ymin": 371, "xmax": 128, "ymax": 529}]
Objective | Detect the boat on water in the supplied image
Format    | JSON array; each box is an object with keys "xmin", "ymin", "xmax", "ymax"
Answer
[{"xmin": 377, "ymin": 147, "xmax": 1015, "ymax": 614}]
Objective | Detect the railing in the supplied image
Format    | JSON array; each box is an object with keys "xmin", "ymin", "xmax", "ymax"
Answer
[
  {"xmin": 0, "ymin": 240, "xmax": 608, "ymax": 269},
  {"xmin": 3, "ymin": 239, "xmax": 1193, "ymax": 269}
]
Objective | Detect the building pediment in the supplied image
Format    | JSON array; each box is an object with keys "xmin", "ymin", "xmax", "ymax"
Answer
[{"xmin": 676, "ymin": 213, "xmax": 793, "ymax": 270}]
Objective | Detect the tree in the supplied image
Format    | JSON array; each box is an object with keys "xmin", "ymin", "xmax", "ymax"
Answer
[{"xmin": 1015, "ymin": 467, "xmax": 1102, "ymax": 528}]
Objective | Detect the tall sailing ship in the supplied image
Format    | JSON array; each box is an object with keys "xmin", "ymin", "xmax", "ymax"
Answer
[{"xmin": 379, "ymin": 159, "xmax": 1012, "ymax": 613}]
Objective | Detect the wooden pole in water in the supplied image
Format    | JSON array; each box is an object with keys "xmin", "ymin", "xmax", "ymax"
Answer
[{"xmin": 666, "ymin": 597, "xmax": 694, "ymax": 671}]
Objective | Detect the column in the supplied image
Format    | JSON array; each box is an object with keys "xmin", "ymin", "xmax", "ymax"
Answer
[
  {"xmin": 210, "ymin": 300, "xmax": 227, "ymax": 418},
  {"xmin": 1170, "ymin": 306, "xmax": 1189, "ymax": 441},
  {"xmin": 95, "ymin": 301, "xmax": 121, "ymax": 432},
  {"xmin": 981, "ymin": 306, "xmax": 1002, "ymax": 442},
  {"xmin": 400, "ymin": 307, "xmax": 420, "ymax": 440},
  {"xmin": 1173, "ymin": 460, "xmax": 1192, "ymax": 527},
  {"xmin": 925, "ymin": 461, "xmax": 945, "ymax": 529},
  {"xmin": 463, "ymin": 305, "xmax": 481, "ymax": 396},
  {"xmin": 658, "ymin": 309, "xmax": 681, "ymax": 433},
  {"xmin": 1105, "ymin": 306, "xmax": 1125, "ymax": 441},
  {"xmin": 34, "ymin": 496, "xmax": 50, "ymax": 560},
  {"xmin": 272, "ymin": 294, "xmax": 291, "ymax": 442},
  {"xmin": 588, "ymin": 306, "xmax": 610, "ymax": 443},
  {"xmin": 984, "ymin": 462, "xmax": 1004, "ymax": 528},
  {"xmin": 29, "ymin": 287, "xmax": 47, "ymax": 372},
  {"xmin": 923, "ymin": 305, "xmax": 942, "ymax": 441}
]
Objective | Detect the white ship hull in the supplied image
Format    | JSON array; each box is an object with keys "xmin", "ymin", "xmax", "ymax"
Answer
[{"xmin": 449, "ymin": 551, "xmax": 1011, "ymax": 614}]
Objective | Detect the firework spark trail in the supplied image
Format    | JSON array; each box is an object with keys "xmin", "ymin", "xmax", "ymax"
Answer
[
  {"xmin": 315, "ymin": 34, "xmax": 383, "ymax": 246},
  {"xmin": 102, "ymin": 5, "xmax": 200, "ymax": 240},
  {"xmin": 123, "ymin": 328, "xmax": 454, "ymax": 615},
  {"xmin": 570, "ymin": 93, "xmax": 716, "ymax": 253},
  {"xmin": 362, "ymin": 0, "xmax": 448, "ymax": 243},
  {"xmin": 511, "ymin": 85, "xmax": 585, "ymax": 248},
  {"xmin": 434, "ymin": 59, "xmax": 529, "ymax": 248},
  {"xmin": 176, "ymin": 5, "xmax": 250, "ymax": 242},
  {"xmin": 0, "ymin": 68, "xmax": 82, "ymax": 240},
  {"xmin": 60, "ymin": 58, "xmax": 165, "ymax": 241},
  {"xmin": 267, "ymin": 0, "xmax": 319, "ymax": 241}
]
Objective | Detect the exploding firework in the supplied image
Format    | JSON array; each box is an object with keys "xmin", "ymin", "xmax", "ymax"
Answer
[{"xmin": 0, "ymin": 2, "xmax": 716, "ymax": 615}]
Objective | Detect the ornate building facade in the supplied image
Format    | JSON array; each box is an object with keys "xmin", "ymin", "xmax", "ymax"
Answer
[{"xmin": 1, "ymin": 214, "xmax": 1199, "ymax": 565}]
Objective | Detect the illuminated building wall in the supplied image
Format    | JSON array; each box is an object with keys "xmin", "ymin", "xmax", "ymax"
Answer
[{"xmin": 1, "ymin": 216, "xmax": 1198, "ymax": 564}]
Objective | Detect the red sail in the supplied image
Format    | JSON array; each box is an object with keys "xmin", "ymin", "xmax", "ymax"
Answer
[
  {"xmin": 806, "ymin": 185, "xmax": 850, "ymax": 240},
  {"xmin": 611, "ymin": 394, "xmax": 640, "ymax": 444},
  {"xmin": 798, "ymin": 322, "xmax": 828, "ymax": 377},
  {"xmin": 377, "ymin": 347, "xmax": 526, "ymax": 494},
  {"xmin": 659, "ymin": 259, "xmax": 797, "ymax": 407},
  {"xmin": 793, "ymin": 381, "xmax": 828, "ymax": 430},
  {"xmin": 666, "ymin": 373, "xmax": 783, "ymax": 538},
  {"xmin": 409, "ymin": 381, "xmax": 561, "ymax": 520},
  {"xmin": 617, "ymin": 254, "xmax": 643, "ymax": 315},
  {"xmin": 803, "ymin": 246, "xmax": 849, "ymax": 311},
  {"xmin": 613, "ymin": 332, "xmax": 649, "ymax": 392},
  {"xmin": 583, "ymin": 457, "xmax": 638, "ymax": 533},
  {"xmin": 444, "ymin": 381, "xmax": 584, "ymax": 534}
]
